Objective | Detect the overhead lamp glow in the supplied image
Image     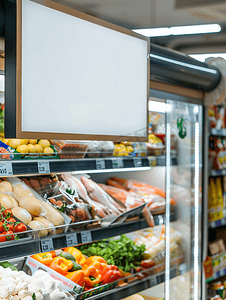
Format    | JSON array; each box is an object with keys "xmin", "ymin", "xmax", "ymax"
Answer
[
  {"xmin": 133, "ymin": 23, "xmax": 221, "ymax": 37},
  {"xmin": 149, "ymin": 100, "xmax": 166, "ymax": 113}
]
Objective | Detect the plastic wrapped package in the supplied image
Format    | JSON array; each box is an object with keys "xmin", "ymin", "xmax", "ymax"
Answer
[
  {"xmin": 21, "ymin": 175, "xmax": 59, "ymax": 198},
  {"xmin": 86, "ymin": 141, "xmax": 102, "ymax": 158},
  {"xmin": 47, "ymin": 193, "xmax": 92, "ymax": 227},
  {"xmin": 7, "ymin": 177, "xmax": 71, "ymax": 236},
  {"xmin": 53, "ymin": 140, "xmax": 89, "ymax": 159},
  {"xmin": 100, "ymin": 141, "xmax": 115, "ymax": 157}
]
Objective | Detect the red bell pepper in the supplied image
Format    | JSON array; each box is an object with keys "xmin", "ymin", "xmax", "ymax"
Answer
[{"xmin": 101, "ymin": 265, "xmax": 121, "ymax": 284}]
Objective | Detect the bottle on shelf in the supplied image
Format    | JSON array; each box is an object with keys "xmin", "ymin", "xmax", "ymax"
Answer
[
  {"xmin": 209, "ymin": 178, "xmax": 217, "ymax": 222},
  {"xmin": 216, "ymin": 177, "xmax": 224, "ymax": 220}
]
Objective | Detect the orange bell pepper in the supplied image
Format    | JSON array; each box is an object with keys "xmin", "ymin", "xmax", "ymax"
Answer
[
  {"xmin": 49, "ymin": 257, "xmax": 73, "ymax": 275},
  {"xmin": 32, "ymin": 251, "xmax": 56, "ymax": 266},
  {"xmin": 65, "ymin": 270, "xmax": 85, "ymax": 286},
  {"xmin": 83, "ymin": 256, "xmax": 107, "ymax": 273},
  {"xmin": 63, "ymin": 247, "xmax": 87, "ymax": 265},
  {"xmin": 84, "ymin": 266, "xmax": 102, "ymax": 288},
  {"xmin": 86, "ymin": 256, "xmax": 107, "ymax": 265}
]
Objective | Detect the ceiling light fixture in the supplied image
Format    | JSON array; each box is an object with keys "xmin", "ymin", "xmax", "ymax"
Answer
[{"xmin": 133, "ymin": 23, "xmax": 221, "ymax": 37}]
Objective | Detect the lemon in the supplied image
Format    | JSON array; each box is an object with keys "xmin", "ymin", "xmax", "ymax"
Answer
[
  {"xmin": 38, "ymin": 139, "xmax": 50, "ymax": 148},
  {"xmin": 8, "ymin": 139, "xmax": 21, "ymax": 149},
  {"xmin": 17, "ymin": 144, "xmax": 29, "ymax": 154},
  {"xmin": 20, "ymin": 139, "xmax": 29, "ymax": 145},
  {"xmin": 43, "ymin": 147, "xmax": 54, "ymax": 155},
  {"xmin": 34, "ymin": 144, "xmax": 43, "ymax": 153},
  {"xmin": 3, "ymin": 138, "xmax": 9, "ymax": 144},
  {"xmin": 29, "ymin": 139, "xmax": 37, "ymax": 145},
  {"xmin": 27, "ymin": 144, "xmax": 36, "ymax": 153}
]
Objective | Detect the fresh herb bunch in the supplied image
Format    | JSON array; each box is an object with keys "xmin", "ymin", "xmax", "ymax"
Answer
[{"xmin": 79, "ymin": 235, "xmax": 146, "ymax": 272}]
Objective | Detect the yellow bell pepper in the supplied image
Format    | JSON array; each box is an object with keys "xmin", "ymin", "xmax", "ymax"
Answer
[{"xmin": 32, "ymin": 251, "xmax": 56, "ymax": 266}]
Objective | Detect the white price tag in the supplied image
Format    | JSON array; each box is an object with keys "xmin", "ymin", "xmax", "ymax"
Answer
[
  {"xmin": 134, "ymin": 158, "xmax": 142, "ymax": 167},
  {"xmin": 0, "ymin": 162, "xmax": 13, "ymax": 176},
  {"xmin": 81, "ymin": 231, "xmax": 92, "ymax": 244},
  {"xmin": 66, "ymin": 233, "xmax": 78, "ymax": 247},
  {"xmin": 112, "ymin": 158, "xmax": 124, "ymax": 169},
  {"xmin": 96, "ymin": 159, "xmax": 105, "ymax": 170},
  {"xmin": 38, "ymin": 161, "xmax": 50, "ymax": 174},
  {"xmin": 41, "ymin": 238, "xmax": 54, "ymax": 252},
  {"xmin": 150, "ymin": 276, "xmax": 157, "ymax": 286}
]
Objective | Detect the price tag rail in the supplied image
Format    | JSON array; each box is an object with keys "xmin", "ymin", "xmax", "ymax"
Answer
[{"xmin": 0, "ymin": 157, "xmax": 153, "ymax": 177}]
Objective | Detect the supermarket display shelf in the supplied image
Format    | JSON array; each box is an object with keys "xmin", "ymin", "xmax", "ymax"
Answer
[
  {"xmin": 0, "ymin": 211, "xmax": 177, "ymax": 262},
  {"xmin": 209, "ymin": 216, "xmax": 226, "ymax": 229},
  {"xmin": 206, "ymin": 267, "xmax": 226, "ymax": 283},
  {"xmin": 79, "ymin": 263, "xmax": 185, "ymax": 300},
  {"xmin": 0, "ymin": 156, "xmax": 178, "ymax": 177},
  {"xmin": 211, "ymin": 129, "xmax": 226, "ymax": 136},
  {"xmin": 210, "ymin": 169, "xmax": 226, "ymax": 177}
]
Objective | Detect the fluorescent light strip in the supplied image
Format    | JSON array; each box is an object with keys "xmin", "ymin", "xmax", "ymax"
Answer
[
  {"xmin": 133, "ymin": 24, "xmax": 221, "ymax": 37},
  {"xmin": 150, "ymin": 53, "xmax": 218, "ymax": 74},
  {"xmin": 72, "ymin": 166, "xmax": 151, "ymax": 174},
  {"xmin": 194, "ymin": 120, "xmax": 200, "ymax": 300},
  {"xmin": 149, "ymin": 100, "xmax": 166, "ymax": 113},
  {"xmin": 165, "ymin": 119, "xmax": 171, "ymax": 300},
  {"xmin": 190, "ymin": 53, "xmax": 226, "ymax": 62}
]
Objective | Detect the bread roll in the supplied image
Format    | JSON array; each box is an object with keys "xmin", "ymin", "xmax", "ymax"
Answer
[
  {"xmin": 12, "ymin": 207, "xmax": 32, "ymax": 224},
  {"xmin": 0, "ymin": 181, "xmax": 12, "ymax": 193},
  {"xmin": 40, "ymin": 201, "xmax": 64, "ymax": 226},
  {"xmin": 9, "ymin": 196, "xmax": 18, "ymax": 208},
  {"xmin": 19, "ymin": 196, "xmax": 42, "ymax": 216},
  {"xmin": 0, "ymin": 193, "xmax": 14, "ymax": 209},
  {"xmin": 33, "ymin": 216, "xmax": 54, "ymax": 233},
  {"xmin": 13, "ymin": 184, "xmax": 33, "ymax": 200},
  {"xmin": 28, "ymin": 221, "xmax": 48, "ymax": 237}
]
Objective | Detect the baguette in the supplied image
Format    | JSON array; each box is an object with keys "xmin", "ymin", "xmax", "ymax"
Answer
[
  {"xmin": 40, "ymin": 201, "xmax": 64, "ymax": 226},
  {"xmin": 33, "ymin": 216, "xmax": 54, "ymax": 233},
  {"xmin": 12, "ymin": 207, "xmax": 32, "ymax": 224},
  {"xmin": 19, "ymin": 196, "xmax": 42, "ymax": 216}
]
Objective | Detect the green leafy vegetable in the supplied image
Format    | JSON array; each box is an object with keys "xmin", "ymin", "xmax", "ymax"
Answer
[
  {"xmin": 32, "ymin": 293, "xmax": 36, "ymax": 300},
  {"xmin": 79, "ymin": 235, "xmax": 145, "ymax": 272}
]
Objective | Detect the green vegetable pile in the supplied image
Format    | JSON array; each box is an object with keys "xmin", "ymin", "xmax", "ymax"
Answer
[{"xmin": 79, "ymin": 235, "xmax": 146, "ymax": 272}]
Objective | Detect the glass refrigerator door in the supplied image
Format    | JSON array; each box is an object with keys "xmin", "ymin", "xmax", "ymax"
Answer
[{"xmin": 165, "ymin": 100, "xmax": 202, "ymax": 300}]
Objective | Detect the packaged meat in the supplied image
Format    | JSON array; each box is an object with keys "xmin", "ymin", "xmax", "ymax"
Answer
[
  {"xmin": 47, "ymin": 193, "xmax": 92, "ymax": 226},
  {"xmin": 87, "ymin": 141, "xmax": 102, "ymax": 158},
  {"xmin": 80, "ymin": 176, "xmax": 125, "ymax": 215},
  {"xmin": 99, "ymin": 183, "xmax": 129, "ymax": 203},
  {"xmin": 53, "ymin": 140, "xmax": 89, "ymax": 159},
  {"xmin": 21, "ymin": 175, "xmax": 59, "ymax": 198},
  {"xmin": 61, "ymin": 174, "xmax": 112, "ymax": 218},
  {"xmin": 100, "ymin": 141, "xmax": 115, "ymax": 157}
]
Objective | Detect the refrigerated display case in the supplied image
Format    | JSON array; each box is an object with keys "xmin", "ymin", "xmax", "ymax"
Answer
[
  {"xmin": 0, "ymin": 85, "xmax": 205, "ymax": 300},
  {"xmin": 1, "ymin": 2, "xmax": 223, "ymax": 298}
]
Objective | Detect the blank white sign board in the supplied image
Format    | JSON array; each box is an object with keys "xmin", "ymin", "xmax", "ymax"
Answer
[{"xmin": 18, "ymin": 0, "xmax": 149, "ymax": 140}]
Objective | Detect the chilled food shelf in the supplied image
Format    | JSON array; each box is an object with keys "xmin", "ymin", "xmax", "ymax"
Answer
[
  {"xmin": 0, "ymin": 212, "xmax": 177, "ymax": 262},
  {"xmin": 210, "ymin": 169, "xmax": 226, "ymax": 177},
  {"xmin": 209, "ymin": 216, "xmax": 226, "ymax": 229},
  {"xmin": 206, "ymin": 267, "xmax": 226, "ymax": 283},
  {"xmin": 211, "ymin": 129, "xmax": 226, "ymax": 137},
  {"xmin": 77, "ymin": 263, "xmax": 184, "ymax": 300}
]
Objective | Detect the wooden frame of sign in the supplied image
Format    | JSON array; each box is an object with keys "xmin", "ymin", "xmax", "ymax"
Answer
[{"xmin": 16, "ymin": 0, "xmax": 150, "ymax": 141}]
